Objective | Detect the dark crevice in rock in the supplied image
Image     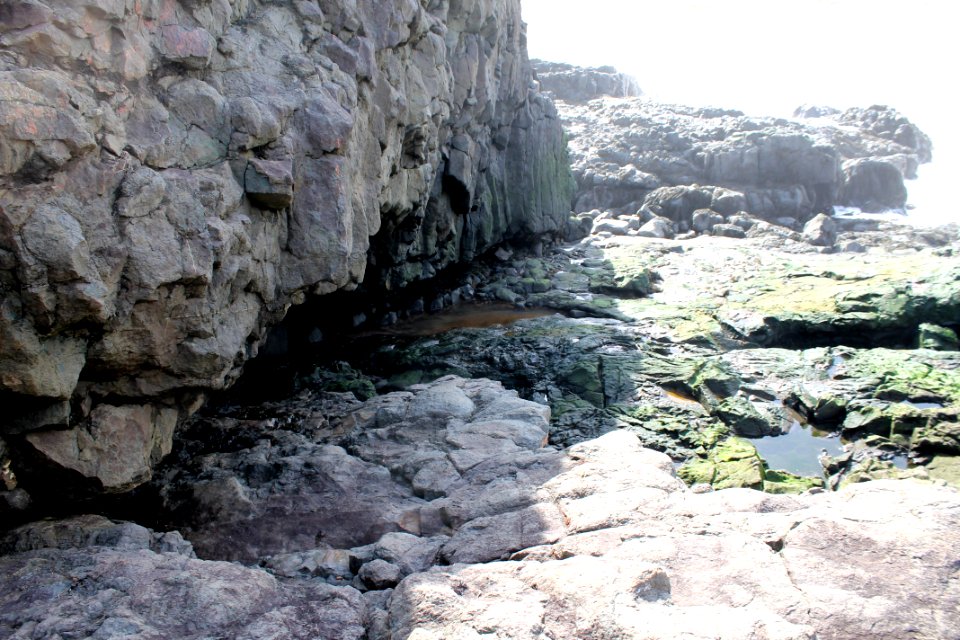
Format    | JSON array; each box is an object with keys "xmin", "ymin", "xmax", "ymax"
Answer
[
  {"xmin": 2, "ymin": 434, "xmax": 121, "ymax": 529},
  {"xmin": 442, "ymin": 172, "xmax": 472, "ymax": 217},
  {"xmin": 740, "ymin": 319, "xmax": 960, "ymax": 351}
]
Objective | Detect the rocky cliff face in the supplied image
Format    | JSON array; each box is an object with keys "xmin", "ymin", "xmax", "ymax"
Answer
[{"xmin": 0, "ymin": 0, "xmax": 574, "ymax": 494}]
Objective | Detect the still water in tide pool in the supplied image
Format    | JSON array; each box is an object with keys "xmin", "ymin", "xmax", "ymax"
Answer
[
  {"xmin": 752, "ymin": 421, "xmax": 845, "ymax": 477},
  {"xmin": 365, "ymin": 303, "xmax": 556, "ymax": 337}
]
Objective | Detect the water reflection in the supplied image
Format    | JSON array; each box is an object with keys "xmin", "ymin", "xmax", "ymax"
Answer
[
  {"xmin": 361, "ymin": 303, "xmax": 555, "ymax": 337},
  {"xmin": 752, "ymin": 420, "xmax": 845, "ymax": 477}
]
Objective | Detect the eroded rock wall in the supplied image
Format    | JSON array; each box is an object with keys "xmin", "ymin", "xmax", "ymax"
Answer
[{"xmin": 0, "ymin": 0, "xmax": 574, "ymax": 494}]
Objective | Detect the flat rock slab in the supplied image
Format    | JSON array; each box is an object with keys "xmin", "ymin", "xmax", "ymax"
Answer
[
  {"xmin": 155, "ymin": 377, "xmax": 552, "ymax": 562},
  {"xmin": 3, "ymin": 400, "xmax": 959, "ymax": 639}
]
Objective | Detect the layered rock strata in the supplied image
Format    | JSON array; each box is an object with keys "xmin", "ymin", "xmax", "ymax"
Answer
[{"xmin": 0, "ymin": 0, "xmax": 574, "ymax": 492}]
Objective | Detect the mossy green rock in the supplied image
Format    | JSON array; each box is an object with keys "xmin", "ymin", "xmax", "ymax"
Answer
[
  {"xmin": 559, "ymin": 360, "xmax": 604, "ymax": 407},
  {"xmin": 926, "ymin": 455, "xmax": 960, "ymax": 487},
  {"xmin": 303, "ymin": 363, "xmax": 377, "ymax": 400},
  {"xmin": 842, "ymin": 404, "xmax": 893, "ymax": 436},
  {"xmin": 610, "ymin": 403, "xmax": 726, "ymax": 460},
  {"xmin": 763, "ymin": 469, "xmax": 823, "ymax": 494},
  {"xmin": 680, "ymin": 436, "xmax": 823, "ymax": 494},
  {"xmin": 679, "ymin": 437, "xmax": 765, "ymax": 490},
  {"xmin": 587, "ymin": 264, "xmax": 657, "ymax": 298},
  {"xmin": 839, "ymin": 458, "xmax": 927, "ymax": 487},
  {"xmin": 919, "ymin": 323, "xmax": 959, "ymax": 351},
  {"xmin": 714, "ymin": 397, "xmax": 776, "ymax": 437},
  {"xmin": 911, "ymin": 420, "xmax": 960, "ymax": 456},
  {"xmin": 690, "ymin": 359, "xmax": 741, "ymax": 401},
  {"xmin": 712, "ymin": 438, "xmax": 767, "ymax": 490},
  {"xmin": 812, "ymin": 395, "xmax": 848, "ymax": 424},
  {"xmin": 845, "ymin": 349, "xmax": 960, "ymax": 404}
]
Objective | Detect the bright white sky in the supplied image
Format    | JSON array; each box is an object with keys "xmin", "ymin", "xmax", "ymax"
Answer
[{"xmin": 522, "ymin": 0, "xmax": 959, "ymax": 220}]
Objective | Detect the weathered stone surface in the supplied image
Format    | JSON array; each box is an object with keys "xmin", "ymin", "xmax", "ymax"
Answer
[
  {"xmin": 0, "ymin": 516, "xmax": 368, "ymax": 640},
  {"xmin": 692, "ymin": 208, "xmax": 725, "ymax": 233},
  {"xmin": 712, "ymin": 222, "xmax": 746, "ymax": 239},
  {"xmin": 549, "ymin": 64, "xmax": 930, "ymax": 221},
  {"xmin": 839, "ymin": 158, "xmax": 908, "ymax": 211},
  {"xmin": 532, "ymin": 60, "xmax": 642, "ymax": 103},
  {"xmin": 243, "ymin": 158, "xmax": 294, "ymax": 209},
  {"xmin": 637, "ymin": 215, "xmax": 675, "ymax": 239},
  {"xmin": 801, "ymin": 212, "xmax": 837, "ymax": 246},
  {"xmin": 0, "ymin": 0, "xmax": 574, "ymax": 491},
  {"xmin": 919, "ymin": 323, "xmax": 960, "ymax": 350},
  {"xmin": 154, "ymin": 377, "xmax": 551, "ymax": 562},
  {"xmin": 1, "ymin": 514, "xmax": 193, "ymax": 556},
  {"xmin": 25, "ymin": 404, "xmax": 179, "ymax": 492},
  {"xmin": 3, "ymin": 384, "xmax": 959, "ymax": 639},
  {"xmin": 159, "ymin": 24, "xmax": 215, "ymax": 69},
  {"xmin": 836, "ymin": 104, "xmax": 933, "ymax": 165}
]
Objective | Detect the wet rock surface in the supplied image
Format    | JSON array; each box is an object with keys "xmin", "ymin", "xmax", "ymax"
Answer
[
  {"xmin": 4, "ymin": 223, "xmax": 960, "ymax": 636},
  {"xmin": 303, "ymin": 224, "xmax": 960, "ymax": 484},
  {"xmin": 8, "ymin": 218, "xmax": 960, "ymax": 633}
]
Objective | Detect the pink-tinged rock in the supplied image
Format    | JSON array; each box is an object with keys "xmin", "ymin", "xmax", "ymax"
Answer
[
  {"xmin": 244, "ymin": 158, "xmax": 294, "ymax": 209},
  {"xmin": 159, "ymin": 25, "xmax": 214, "ymax": 69},
  {"xmin": 299, "ymin": 91, "xmax": 354, "ymax": 154},
  {"xmin": 25, "ymin": 404, "xmax": 178, "ymax": 492}
]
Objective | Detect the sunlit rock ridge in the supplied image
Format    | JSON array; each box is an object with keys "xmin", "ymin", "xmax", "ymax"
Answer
[{"xmin": 0, "ymin": 0, "xmax": 574, "ymax": 491}]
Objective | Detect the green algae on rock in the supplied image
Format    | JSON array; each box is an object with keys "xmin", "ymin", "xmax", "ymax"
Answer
[
  {"xmin": 679, "ymin": 436, "xmax": 825, "ymax": 494},
  {"xmin": 919, "ymin": 323, "xmax": 960, "ymax": 350}
]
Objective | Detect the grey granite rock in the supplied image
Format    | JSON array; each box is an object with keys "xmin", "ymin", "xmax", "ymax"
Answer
[
  {"xmin": 548, "ymin": 65, "xmax": 930, "ymax": 223},
  {"xmin": 0, "ymin": 0, "xmax": 574, "ymax": 491},
  {"xmin": 802, "ymin": 213, "xmax": 838, "ymax": 247},
  {"xmin": 839, "ymin": 158, "xmax": 908, "ymax": 211},
  {"xmin": 0, "ymin": 516, "xmax": 369, "ymax": 640},
  {"xmin": 532, "ymin": 60, "xmax": 642, "ymax": 103},
  {"xmin": 154, "ymin": 377, "xmax": 550, "ymax": 562},
  {"xmin": 2, "ymin": 390, "xmax": 959, "ymax": 639}
]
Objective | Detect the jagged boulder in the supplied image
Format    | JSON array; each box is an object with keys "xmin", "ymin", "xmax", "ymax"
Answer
[
  {"xmin": 0, "ymin": 0, "xmax": 574, "ymax": 493},
  {"xmin": 839, "ymin": 104, "xmax": 933, "ymax": 164},
  {"xmin": 802, "ymin": 213, "xmax": 838, "ymax": 246},
  {"xmin": 839, "ymin": 158, "xmax": 908, "ymax": 211}
]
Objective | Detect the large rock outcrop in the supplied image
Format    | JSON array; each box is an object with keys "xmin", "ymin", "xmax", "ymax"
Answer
[
  {"xmin": 0, "ymin": 0, "xmax": 574, "ymax": 492},
  {"xmin": 544, "ymin": 65, "xmax": 930, "ymax": 221},
  {"xmin": 532, "ymin": 59, "xmax": 642, "ymax": 103}
]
